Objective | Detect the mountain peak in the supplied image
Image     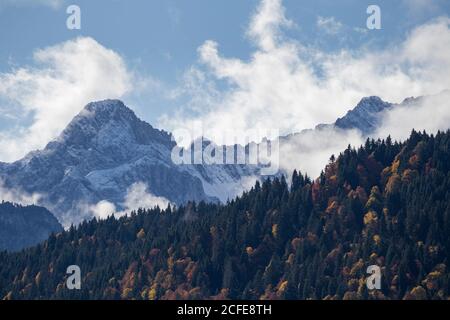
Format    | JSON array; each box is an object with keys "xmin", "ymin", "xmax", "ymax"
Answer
[
  {"xmin": 360, "ymin": 96, "xmax": 382, "ymax": 102},
  {"xmin": 334, "ymin": 96, "xmax": 392, "ymax": 134},
  {"xmin": 84, "ymin": 99, "xmax": 129, "ymax": 114},
  {"xmin": 81, "ymin": 99, "xmax": 137, "ymax": 124},
  {"xmin": 355, "ymin": 96, "xmax": 389, "ymax": 112},
  {"xmin": 41, "ymin": 99, "xmax": 173, "ymax": 152},
  {"xmin": 50, "ymin": 99, "xmax": 138, "ymax": 147}
]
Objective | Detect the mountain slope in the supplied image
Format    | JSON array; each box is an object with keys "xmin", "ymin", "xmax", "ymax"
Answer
[
  {"xmin": 1, "ymin": 129, "xmax": 449, "ymax": 300},
  {"xmin": 331, "ymin": 91, "xmax": 449, "ymax": 134},
  {"xmin": 334, "ymin": 96, "xmax": 392, "ymax": 134},
  {"xmin": 0, "ymin": 100, "xmax": 220, "ymax": 226},
  {"xmin": 0, "ymin": 202, "xmax": 63, "ymax": 252},
  {"xmin": 0, "ymin": 93, "xmax": 446, "ymax": 227}
]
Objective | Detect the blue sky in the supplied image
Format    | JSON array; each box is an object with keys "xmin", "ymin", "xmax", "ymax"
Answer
[
  {"xmin": 2, "ymin": 1, "xmax": 448, "ymax": 80},
  {"xmin": 0, "ymin": 0, "xmax": 450, "ymax": 162}
]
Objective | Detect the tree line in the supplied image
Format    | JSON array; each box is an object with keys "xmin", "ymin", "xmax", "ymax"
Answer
[{"xmin": 1, "ymin": 129, "xmax": 449, "ymax": 300}]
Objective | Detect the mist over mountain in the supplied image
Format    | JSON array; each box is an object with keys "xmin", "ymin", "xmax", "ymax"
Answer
[
  {"xmin": 325, "ymin": 91, "xmax": 450, "ymax": 136},
  {"xmin": 0, "ymin": 92, "xmax": 447, "ymax": 227},
  {"xmin": 0, "ymin": 100, "xmax": 259, "ymax": 226},
  {"xmin": 333, "ymin": 96, "xmax": 393, "ymax": 134},
  {"xmin": 278, "ymin": 91, "xmax": 450, "ymax": 176}
]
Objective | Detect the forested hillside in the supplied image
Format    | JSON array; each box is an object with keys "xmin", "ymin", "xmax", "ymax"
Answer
[
  {"xmin": 1, "ymin": 130, "xmax": 449, "ymax": 300},
  {"xmin": 0, "ymin": 202, "xmax": 63, "ymax": 252}
]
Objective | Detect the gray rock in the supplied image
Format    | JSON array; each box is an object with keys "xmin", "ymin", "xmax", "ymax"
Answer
[{"xmin": 0, "ymin": 100, "xmax": 218, "ymax": 226}]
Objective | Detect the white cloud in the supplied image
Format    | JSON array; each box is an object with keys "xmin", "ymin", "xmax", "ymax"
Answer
[
  {"xmin": 160, "ymin": 0, "xmax": 450, "ymax": 157},
  {"xmin": 0, "ymin": 179, "xmax": 41, "ymax": 205},
  {"xmin": 317, "ymin": 16, "xmax": 343, "ymax": 35},
  {"xmin": 280, "ymin": 128, "xmax": 364, "ymax": 178},
  {"xmin": 90, "ymin": 182, "xmax": 171, "ymax": 220},
  {"xmin": 90, "ymin": 200, "xmax": 116, "ymax": 220},
  {"xmin": 376, "ymin": 91, "xmax": 450, "ymax": 141},
  {"xmin": 0, "ymin": 37, "xmax": 133, "ymax": 162},
  {"xmin": 122, "ymin": 182, "xmax": 171, "ymax": 212},
  {"xmin": 247, "ymin": 0, "xmax": 294, "ymax": 51}
]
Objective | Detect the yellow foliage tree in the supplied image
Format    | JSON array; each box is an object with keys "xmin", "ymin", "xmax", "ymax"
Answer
[
  {"xmin": 272, "ymin": 224, "xmax": 278, "ymax": 238},
  {"xmin": 148, "ymin": 287, "xmax": 157, "ymax": 300},
  {"xmin": 121, "ymin": 287, "xmax": 133, "ymax": 299},
  {"xmin": 409, "ymin": 286, "xmax": 427, "ymax": 300},
  {"xmin": 137, "ymin": 228, "xmax": 146, "ymax": 240},
  {"xmin": 364, "ymin": 211, "xmax": 378, "ymax": 226}
]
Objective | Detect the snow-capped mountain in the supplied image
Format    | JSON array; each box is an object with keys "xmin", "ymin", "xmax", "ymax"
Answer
[
  {"xmin": 333, "ymin": 96, "xmax": 393, "ymax": 134},
  {"xmin": 328, "ymin": 93, "xmax": 447, "ymax": 135},
  {"xmin": 0, "ymin": 100, "xmax": 260, "ymax": 226},
  {"xmin": 0, "ymin": 93, "xmax": 444, "ymax": 227},
  {"xmin": 274, "ymin": 92, "xmax": 450, "ymax": 178},
  {"xmin": 313, "ymin": 95, "xmax": 401, "ymax": 134}
]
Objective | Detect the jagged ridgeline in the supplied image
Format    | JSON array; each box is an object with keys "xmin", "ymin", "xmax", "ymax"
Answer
[{"xmin": 1, "ymin": 130, "xmax": 449, "ymax": 300}]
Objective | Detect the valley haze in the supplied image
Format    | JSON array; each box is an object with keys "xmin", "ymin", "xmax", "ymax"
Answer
[{"xmin": 0, "ymin": 90, "xmax": 449, "ymax": 227}]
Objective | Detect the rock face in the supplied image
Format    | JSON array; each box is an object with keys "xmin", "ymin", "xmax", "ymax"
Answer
[
  {"xmin": 0, "ymin": 94, "xmax": 440, "ymax": 227},
  {"xmin": 334, "ymin": 96, "xmax": 393, "ymax": 134},
  {"xmin": 0, "ymin": 202, "xmax": 63, "ymax": 252},
  {"xmin": 0, "ymin": 100, "xmax": 258, "ymax": 226},
  {"xmin": 0, "ymin": 100, "xmax": 213, "ymax": 226}
]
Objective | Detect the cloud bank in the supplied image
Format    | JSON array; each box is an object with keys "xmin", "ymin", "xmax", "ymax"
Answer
[
  {"xmin": 0, "ymin": 179, "xmax": 41, "ymax": 205},
  {"xmin": 279, "ymin": 128, "xmax": 364, "ymax": 179},
  {"xmin": 158, "ymin": 0, "xmax": 450, "ymax": 178},
  {"xmin": 161, "ymin": 0, "xmax": 450, "ymax": 146},
  {"xmin": 376, "ymin": 91, "xmax": 450, "ymax": 141},
  {"xmin": 91, "ymin": 182, "xmax": 172, "ymax": 220}
]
